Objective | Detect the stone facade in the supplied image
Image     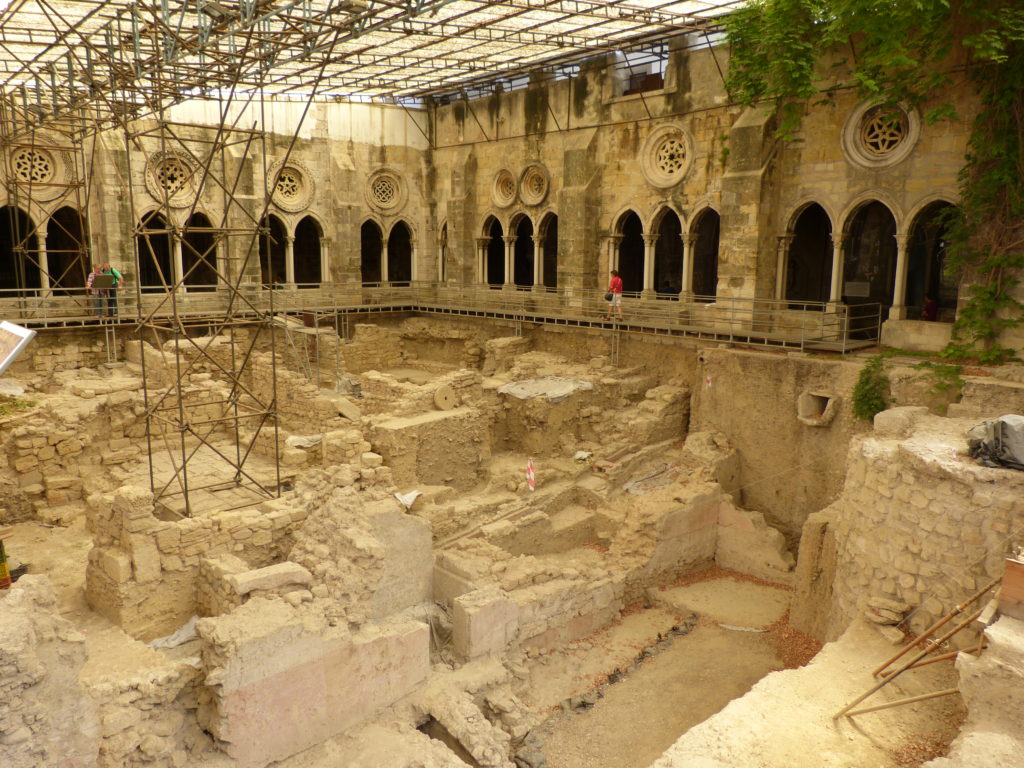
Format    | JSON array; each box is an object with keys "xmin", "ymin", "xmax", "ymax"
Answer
[{"xmin": 2, "ymin": 38, "xmax": 1013, "ymax": 352}]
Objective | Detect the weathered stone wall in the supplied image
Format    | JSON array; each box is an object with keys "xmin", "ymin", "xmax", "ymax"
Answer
[
  {"xmin": 196, "ymin": 599, "xmax": 430, "ymax": 768},
  {"xmin": 795, "ymin": 408, "xmax": 1024, "ymax": 641},
  {"xmin": 0, "ymin": 381, "xmax": 146, "ymax": 524},
  {"xmin": 6, "ymin": 328, "xmax": 118, "ymax": 378},
  {"xmin": 691, "ymin": 348, "xmax": 865, "ymax": 538},
  {"xmin": 85, "ymin": 486, "xmax": 311, "ymax": 640}
]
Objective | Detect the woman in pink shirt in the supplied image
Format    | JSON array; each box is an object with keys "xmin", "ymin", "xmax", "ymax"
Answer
[{"xmin": 605, "ymin": 269, "xmax": 624, "ymax": 321}]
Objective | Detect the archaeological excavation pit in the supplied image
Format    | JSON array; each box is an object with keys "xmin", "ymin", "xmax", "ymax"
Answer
[
  {"xmin": 3, "ymin": 315, "xmax": 1023, "ymax": 768},
  {"xmin": 1, "ymin": 3, "xmax": 1024, "ymax": 765}
]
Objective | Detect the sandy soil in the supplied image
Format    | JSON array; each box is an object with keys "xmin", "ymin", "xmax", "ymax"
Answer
[
  {"xmin": 525, "ymin": 573, "xmax": 793, "ymax": 768},
  {"xmin": 7, "ymin": 517, "xmax": 176, "ymax": 682}
]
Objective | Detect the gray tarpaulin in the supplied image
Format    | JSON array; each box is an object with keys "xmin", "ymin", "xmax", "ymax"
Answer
[{"xmin": 967, "ymin": 414, "xmax": 1024, "ymax": 471}]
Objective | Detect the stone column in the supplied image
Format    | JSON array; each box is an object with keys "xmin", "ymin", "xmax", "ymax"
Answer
[
  {"xmin": 775, "ymin": 234, "xmax": 794, "ymax": 300},
  {"xmin": 319, "ymin": 237, "xmax": 329, "ymax": 284},
  {"xmin": 642, "ymin": 233, "xmax": 658, "ymax": 297},
  {"xmin": 285, "ymin": 235, "xmax": 296, "ymax": 286},
  {"xmin": 503, "ymin": 235, "xmax": 516, "ymax": 290},
  {"xmin": 605, "ymin": 234, "xmax": 622, "ymax": 276},
  {"xmin": 681, "ymin": 233, "xmax": 696, "ymax": 299},
  {"xmin": 889, "ymin": 234, "xmax": 909, "ymax": 320},
  {"xmin": 475, "ymin": 237, "xmax": 489, "ymax": 285},
  {"xmin": 829, "ymin": 234, "xmax": 844, "ymax": 304},
  {"xmin": 37, "ymin": 219, "xmax": 50, "ymax": 295},
  {"xmin": 172, "ymin": 232, "xmax": 184, "ymax": 292},
  {"xmin": 532, "ymin": 234, "xmax": 544, "ymax": 291},
  {"xmin": 381, "ymin": 237, "xmax": 389, "ymax": 283}
]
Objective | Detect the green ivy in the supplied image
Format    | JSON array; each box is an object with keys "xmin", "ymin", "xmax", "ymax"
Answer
[
  {"xmin": 724, "ymin": 1, "xmax": 1024, "ymax": 359},
  {"xmin": 852, "ymin": 354, "xmax": 889, "ymax": 421}
]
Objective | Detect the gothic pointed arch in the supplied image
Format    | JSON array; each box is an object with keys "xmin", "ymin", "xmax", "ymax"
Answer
[
  {"xmin": 691, "ymin": 208, "xmax": 720, "ymax": 300},
  {"xmin": 653, "ymin": 207, "xmax": 683, "ymax": 296},
  {"xmin": 907, "ymin": 201, "xmax": 958, "ymax": 321},
  {"xmin": 259, "ymin": 214, "xmax": 287, "ymax": 288},
  {"xmin": 295, "ymin": 215, "xmax": 322, "ymax": 287},
  {"xmin": 539, "ymin": 211, "xmax": 558, "ymax": 289},
  {"xmin": 785, "ymin": 203, "xmax": 833, "ymax": 304},
  {"xmin": 182, "ymin": 212, "xmax": 218, "ymax": 291},
  {"xmin": 388, "ymin": 220, "xmax": 413, "ymax": 285},
  {"xmin": 485, "ymin": 216, "xmax": 504, "ymax": 287},
  {"xmin": 46, "ymin": 205, "xmax": 88, "ymax": 294},
  {"xmin": 843, "ymin": 200, "xmax": 897, "ymax": 308},
  {"xmin": 615, "ymin": 210, "xmax": 644, "ymax": 293},
  {"xmin": 360, "ymin": 219, "xmax": 384, "ymax": 284},
  {"xmin": 0, "ymin": 205, "xmax": 40, "ymax": 295},
  {"xmin": 512, "ymin": 214, "xmax": 534, "ymax": 288},
  {"xmin": 138, "ymin": 210, "xmax": 174, "ymax": 293}
]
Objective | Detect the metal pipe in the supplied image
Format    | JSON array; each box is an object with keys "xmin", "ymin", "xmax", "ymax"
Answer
[
  {"xmin": 835, "ymin": 607, "xmax": 984, "ymax": 720},
  {"xmin": 843, "ymin": 688, "xmax": 960, "ymax": 717},
  {"xmin": 872, "ymin": 576, "xmax": 1001, "ymax": 678}
]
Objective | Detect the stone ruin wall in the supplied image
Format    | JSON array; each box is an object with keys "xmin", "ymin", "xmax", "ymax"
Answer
[{"xmin": 793, "ymin": 408, "xmax": 1024, "ymax": 643}]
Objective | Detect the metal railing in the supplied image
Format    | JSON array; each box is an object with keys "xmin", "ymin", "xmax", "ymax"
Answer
[{"xmin": 0, "ymin": 282, "xmax": 883, "ymax": 352}]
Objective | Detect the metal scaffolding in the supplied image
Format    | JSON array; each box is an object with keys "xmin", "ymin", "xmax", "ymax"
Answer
[{"xmin": 0, "ymin": 1, "xmax": 743, "ymax": 513}]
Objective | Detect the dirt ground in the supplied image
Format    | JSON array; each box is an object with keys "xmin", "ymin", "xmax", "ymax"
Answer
[{"xmin": 522, "ymin": 572, "xmax": 796, "ymax": 768}]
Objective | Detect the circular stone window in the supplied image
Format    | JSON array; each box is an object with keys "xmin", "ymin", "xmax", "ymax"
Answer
[
  {"xmin": 145, "ymin": 150, "xmax": 199, "ymax": 208},
  {"xmin": 492, "ymin": 169, "xmax": 517, "ymax": 208},
  {"xmin": 269, "ymin": 159, "xmax": 315, "ymax": 213},
  {"xmin": 366, "ymin": 168, "xmax": 406, "ymax": 213},
  {"xmin": 519, "ymin": 164, "xmax": 549, "ymax": 206},
  {"xmin": 640, "ymin": 124, "xmax": 695, "ymax": 189},
  {"xmin": 842, "ymin": 102, "xmax": 920, "ymax": 169},
  {"xmin": 8, "ymin": 138, "xmax": 70, "ymax": 202}
]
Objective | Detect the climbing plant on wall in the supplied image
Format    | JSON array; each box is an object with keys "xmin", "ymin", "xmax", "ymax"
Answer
[{"xmin": 725, "ymin": 0, "xmax": 1024, "ymax": 362}]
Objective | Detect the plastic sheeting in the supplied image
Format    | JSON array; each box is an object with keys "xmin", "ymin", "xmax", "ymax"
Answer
[{"xmin": 967, "ymin": 414, "xmax": 1024, "ymax": 471}]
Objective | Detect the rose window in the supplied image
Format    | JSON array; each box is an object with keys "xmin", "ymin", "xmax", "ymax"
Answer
[
  {"xmin": 492, "ymin": 169, "xmax": 517, "ymax": 207},
  {"xmin": 860, "ymin": 107, "xmax": 907, "ymax": 157},
  {"xmin": 156, "ymin": 158, "xmax": 191, "ymax": 196},
  {"xmin": 655, "ymin": 138, "xmax": 687, "ymax": 175},
  {"xmin": 372, "ymin": 177, "xmax": 397, "ymax": 206},
  {"xmin": 12, "ymin": 149, "xmax": 54, "ymax": 184},
  {"xmin": 276, "ymin": 169, "xmax": 301, "ymax": 200}
]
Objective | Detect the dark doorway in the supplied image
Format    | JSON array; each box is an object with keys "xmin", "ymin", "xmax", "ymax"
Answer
[
  {"xmin": 907, "ymin": 202, "xmax": 958, "ymax": 321},
  {"xmin": 541, "ymin": 213, "xmax": 558, "ymax": 289},
  {"xmin": 617, "ymin": 211, "xmax": 644, "ymax": 293},
  {"xmin": 138, "ymin": 211, "xmax": 174, "ymax": 293},
  {"xmin": 0, "ymin": 206, "xmax": 41, "ymax": 294},
  {"xmin": 486, "ymin": 218, "xmax": 504, "ymax": 287},
  {"xmin": 259, "ymin": 215, "xmax": 287, "ymax": 288},
  {"xmin": 46, "ymin": 206, "xmax": 88, "ymax": 294},
  {"xmin": 361, "ymin": 220, "xmax": 383, "ymax": 284},
  {"xmin": 654, "ymin": 209, "xmax": 683, "ymax": 297},
  {"xmin": 786, "ymin": 203, "xmax": 832, "ymax": 305},
  {"xmin": 182, "ymin": 213, "xmax": 217, "ymax": 291},
  {"xmin": 388, "ymin": 220, "xmax": 413, "ymax": 285},
  {"xmin": 843, "ymin": 201, "xmax": 897, "ymax": 308},
  {"xmin": 513, "ymin": 217, "xmax": 534, "ymax": 288},
  {"xmin": 295, "ymin": 216, "xmax": 322, "ymax": 288},
  {"xmin": 692, "ymin": 209, "xmax": 720, "ymax": 301}
]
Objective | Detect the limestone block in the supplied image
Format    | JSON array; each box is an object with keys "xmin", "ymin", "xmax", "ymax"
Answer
[
  {"xmin": 453, "ymin": 586, "xmax": 520, "ymax": 661},
  {"xmin": 365, "ymin": 499, "xmax": 433, "ymax": 619},
  {"xmin": 99, "ymin": 547, "xmax": 133, "ymax": 583},
  {"xmin": 129, "ymin": 533, "xmax": 163, "ymax": 583},
  {"xmin": 229, "ymin": 561, "xmax": 313, "ymax": 596},
  {"xmin": 716, "ymin": 501, "xmax": 795, "ymax": 584},
  {"xmin": 369, "ymin": 407, "xmax": 488, "ymax": 491},
  {"xmin": 873, "ymin": 406, "xmax": 930, "ymax": 437},
  {"xmin": 198, "ymin": 600, "xmax": 429, "ymax": 768}
]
